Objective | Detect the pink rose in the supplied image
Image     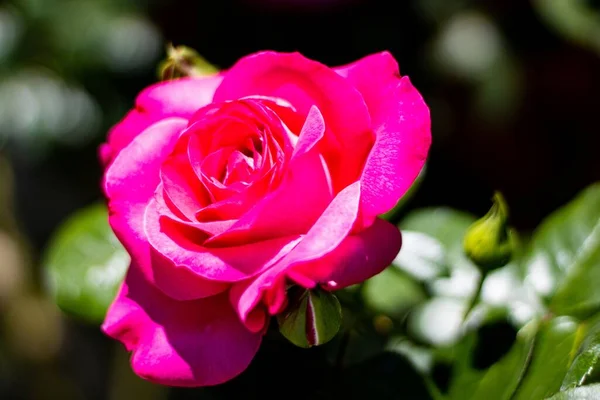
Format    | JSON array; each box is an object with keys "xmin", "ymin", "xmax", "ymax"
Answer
[{"xmin": 101, "ymin": 51, "xmax": 430, "ymax": 386}]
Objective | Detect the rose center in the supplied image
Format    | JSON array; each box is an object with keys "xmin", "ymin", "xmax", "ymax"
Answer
[{"xmin": 158, "ymin": 98, "xmax": 294, "ymax": 223}]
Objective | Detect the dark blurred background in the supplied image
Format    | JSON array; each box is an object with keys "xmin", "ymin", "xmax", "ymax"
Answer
[{"xmin": 0, "ymin": 0, "xmax": 598, "ymax": 399}]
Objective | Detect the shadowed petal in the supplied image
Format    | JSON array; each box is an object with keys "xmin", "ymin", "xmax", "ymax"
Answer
[{"xmin": 102, "ymin": 265, "xmax": 261, "ymax": 387}]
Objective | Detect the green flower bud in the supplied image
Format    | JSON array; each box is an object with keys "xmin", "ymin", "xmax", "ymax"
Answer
[
  {"xmin": 277, "ymin": 286, "xmax": 342, "ymax": 348},
  {"xmin": 158, "ymin": 43, "xmax": 218, "ymax": 81},
  {"xmin": 463, "ymin": 192, "xmax": 516, "ymax": 272}
]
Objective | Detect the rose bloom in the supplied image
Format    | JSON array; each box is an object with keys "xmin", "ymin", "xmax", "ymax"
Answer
[{"xmin": 100, "ymin": 51, "xmax": 430, "ymax": 386}]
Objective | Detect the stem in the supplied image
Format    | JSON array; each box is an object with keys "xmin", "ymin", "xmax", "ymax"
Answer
[{"xmin": 463, "ymin": 272, "xmax": 486, "ymax": 323}]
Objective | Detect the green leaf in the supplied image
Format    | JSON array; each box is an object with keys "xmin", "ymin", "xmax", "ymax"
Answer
[
  {"xmin": 546, "ymin": 383, "xmax": 600, "ymax": 400},
  {"xmin": 523, "ymin": 183, "xmax": 600, "ymax": 319},
  {"xmin": 561, "ymin": 316, "xmax": 600, "ymax": 390},
  {"xmin": 533, "ymin": 0, "xmax": 600, "ymax": 56},
  {"xmin": 561, "ymin": 344, "xmax": 600, "ymax": 391},
  {"xmin": 551, "ymin": 247, "xmax": 600, "ymax": 319},
  {"xmin": 446, "ymin": 318, "xmax": 537, "ymax": 400},
  {"xmin": 362, "ymin": 267, "xmax": 427, "ymax": 319},
  {"xmin": 43, "ymin": 203, "xmax": 129, "ymax": 324},
  {"xmin": 513, "ymin": 316, "xmax": 581, "ymax": 400}
]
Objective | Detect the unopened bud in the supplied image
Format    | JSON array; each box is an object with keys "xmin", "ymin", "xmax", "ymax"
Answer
[
  {"xmin": 464, "ymin": 192, "xmax": 516, "ymax": 272},
  {"xmin": 158, "ymin": 44, "xmax": 218, "ymax": 81},
  {"xmin": 277, "ymin": 286, "xmax": 342, "ymax": 348}
]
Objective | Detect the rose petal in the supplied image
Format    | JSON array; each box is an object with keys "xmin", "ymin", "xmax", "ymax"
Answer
[
  {"xmin": 334, "ymin": 51, "xmax": 400, "ymax": 115},
  {"xmin": 100, "ymin": 109, "xmax": 157, "ymax": 166},
  {"xmin": 105, "ymin": 119, "xmax": 228, "ymax": 300},
  {"xmin": 239, "ymin": 95, "xmax": 303, "ymax": 143},
  {"xmin": 224, "ymin": 150, "xmax": 254, "ymax": 184},
  {"xmin": 138, "ymin": 75, "xmax": 223, "ymax": 116},
  {"xmin": 205, "ymin": 150, "xmax": 333, "ymax": 246},
  {"xmin": 230, "ymin": 181, "xmax": 361, "ymax": 323},
  {"xmin": 360, "ymin": 76, "xmax": 431, "ymax": 217},
  {"xmin": 336, "ymin": 53, "xmax": 431, "ymax": 219},
  {"xmin": 162, "ymin": 215, "xmax": 237, "ymax": 238},
  {"xmin": 161, "ymin": 136, "xmax": 211, "ymax": 220},
  {"xmin": 184, "ymin": 99, "xmax": 292, "ymax": 208},
  {"xmin": 280, "ymin": 181, "xmax": 361, "ymax": 266},
  {"xmin": 245, "ymin": 307, "xmax": 268, "ymax": 333},
  {"xmin": 150, "ymin": 186, "xmax": 232, "ymax": 235},
  {"xmin": 198, "ymin": 147, "xmax": 239, "ymax": 202},
  {"xmin": 292, "ymin": 105, "xmax": 325, "ymax": 158},
  {"xmin": 145, "ymin": 198, "xmax": 303, "ymax": 285},
  {"xmin": 288, "ymin": 218, "xmax": 402, "ymax": 289},
  {"xmin": 214, "ymin": 52, "xmax": 370, "ymax": 141},
  {"xmin": 102, "ymin": 265, "xmax": 261, "ymax": 387},
  {"xmin": 102, "ymin": 75, "xmax": 223, "ymax": 166},
  {"xmin": 201, "ymin": 106, "xmax": 328, "ymax": 246},
  {"xmin": 150, "ymin": 249, "xmax": 229, "ymax": 300},
  {"xmin": 105, "ymin": 118, "xmax": 192, "ymax": 280}
]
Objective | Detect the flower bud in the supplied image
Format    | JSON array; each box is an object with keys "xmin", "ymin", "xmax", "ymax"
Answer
[
  {"xmin": 463, "ymin": 192, "xmax": 516, "ymax": 272},
  {"xmin": 277, "ymin": 286, "xmax": 342, "ymax": 348},
  {"xmin": 158, "ymin": 44, "xmax": 218, "ymax": 81}
]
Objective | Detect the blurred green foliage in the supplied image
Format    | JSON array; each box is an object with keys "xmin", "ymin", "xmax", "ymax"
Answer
[
  {"xmin": 0, "ymin": 0, "xmax": 161, "ymax": 158},
  {"xmin": 42, "ymin": 203, "xmax": 129, "ymax": 324},
  {"xmin": 533, "ymin": 0, "xmax": 600, "ymax": 55}
]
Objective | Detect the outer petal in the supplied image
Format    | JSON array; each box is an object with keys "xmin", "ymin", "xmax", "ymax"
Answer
[
  {"xmin": 100, "ymin": 109, "xmax": 157, "ymax": 166},
  {"xmin": 104, "ymin": 118, "xmax": 226, "ymax": 298},
  {"xmin": 288, "ymin": 218, "xmax": 402, "ymax": 290},
  {"xmin": 359, "ymin": 76, "xmax": 431, "ymax": 217},
  {"xmin": 230, "ymin": 181, "xmax": 361, "ymax": 324},
  {"xmin": 101, "ymin": 75, "xmax": 223, "ymax": 166},
  {"xmin": 136, "ymin": 75, "xmax": 223, "ymax": 116},
  {"xmin": 335, "ymin": 52, "xmax": 431, "ymax": 217},
  {"xmin": 334, "ymin": 51, "xmax": 400, "ymax": 114},
  {"xmin": 102, "ymin": 265, "xmax": 261, "ymax": 387},
  {"xmin": 214, "ymin": 52, "xmax": 370, "ymax": 140}
]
